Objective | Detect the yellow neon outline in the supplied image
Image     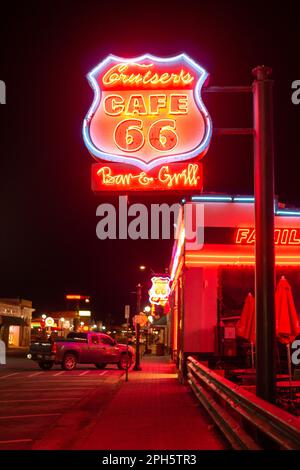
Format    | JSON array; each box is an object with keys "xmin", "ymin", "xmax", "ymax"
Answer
[
  {"xmin": 169, "ymin": 93, "xmax": 189, "ymax": 115},
  {"xmin": 158, "ymin": 164, "xmax": 199, "ymax": 187},
  {"xmin": 103, "ymin": 94, "xmax": 125, "ymax": 116},
  {"xmin": 125, "ymin": 94, "xmax": 148, "ymax": 116},
  {"xmin": 102, "ymin": 63, "xmax": 194, "ymax": 88},
  {"xmin": 148, "ymin": 94, "xmax": 167, "ymax": 115},
  {"xmin": 289, "ymin": 229, "xmax": 300, "ymax": 244}
]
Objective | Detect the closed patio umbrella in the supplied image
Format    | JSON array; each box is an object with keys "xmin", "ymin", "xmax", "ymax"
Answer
[
  {"xmin": 236, "ymin": 293, "xmax": 255, "ymax": 368},
  {"xmin": 275, "ymin": 276, "xmax": 300, "ymax": 390}
]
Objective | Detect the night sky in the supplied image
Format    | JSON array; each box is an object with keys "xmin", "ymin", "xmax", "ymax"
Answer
[{"xmin": 0, "ymin": 1, "xmax": 299, "ymax": 323}]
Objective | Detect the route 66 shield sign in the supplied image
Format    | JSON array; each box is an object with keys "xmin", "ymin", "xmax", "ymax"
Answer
[
  {"xmin": 149, "ymin": 276, "xmax": 171, "ymax": 306},
  {"xmin": 83, "ymin": 54, "xmax": 212, "ymax": 172}
]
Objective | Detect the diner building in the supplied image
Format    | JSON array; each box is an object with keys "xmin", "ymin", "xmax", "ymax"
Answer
[{"xmin": 168, "ymin": 195, "xmax": 300, "ymax": 376}]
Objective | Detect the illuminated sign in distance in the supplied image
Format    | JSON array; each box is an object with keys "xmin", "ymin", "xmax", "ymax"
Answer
[{"xmin": 45, "ymin": 317, "xmax": 55, "ymax": 327}]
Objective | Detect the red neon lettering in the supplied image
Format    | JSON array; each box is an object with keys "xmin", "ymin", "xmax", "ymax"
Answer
[
  {"xmin": 103, "ymin": 94, "xmax": 189, "ymax": 116},
  {"xmin": 103, "ymin": 95, "xmax": 124, "ymax": 115},
  {"xmin": 149, "ymin": 94, "xmax": 167, "ymax": 114},
  {"xmin": 281, "ymin": 229, "xmax": 289, "ymax": 244},
  {"xmin": 148, "ymin": 119, "xmax": 178, "ymax": 152},
  {"xmin": 113, "ymin": 118, "xmax": 179, "ymax": 153},
  {"xmin": 126, "ymin": 95, "xmax": 147, "ymax": 115},
  {"xmin": 158, "ymin": 164, "xmax": 199, "ymax": 187},
  {"xmin": 235, "ymin": 229, "xmax": 251, "ymax": 244},
  {"xmin": 274, "ymin": 229, "xmax": 281, "ymax": 244},
  {"xmin": 289, "ymin": 229, "xmax": 300, "ymax": 244},
  {"xmin": 170, "ymin": 94, "xmax": 188, "ymax": 114},
  {"xmin": 114, "ymin": 119, "xmax": 144, "ymax": 152},
  {"xmin": 93, "ymin": 163, "xmax": 201, "ymax": 190},
  {"xmin": 102, "ymin": 63, "xmax": 194, "ymax": 88},
  {"xmin": 248, "ymin": 229, "xmax": 255, "ymax": 244},
  {"xmin": 235, "ymin": 228, "xmax": 300, "ymax": 245}
]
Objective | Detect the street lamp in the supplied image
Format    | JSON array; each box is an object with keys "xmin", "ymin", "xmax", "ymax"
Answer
[
  {"xmin": 143, "ymin": 305, "xmax": 152, "ymax": 353},
  {"xmin": 139, "ymin": 265, "xmax": 155, "ymax": 274}
]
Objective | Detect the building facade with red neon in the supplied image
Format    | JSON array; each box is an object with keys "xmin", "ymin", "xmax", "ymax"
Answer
[{"xmin": 168, "ymin": 195, "xmax": 300, "ymax": 376}]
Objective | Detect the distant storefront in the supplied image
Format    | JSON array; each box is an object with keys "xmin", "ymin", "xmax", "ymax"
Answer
[
  {"xmin": 31, "ymin": 310, "xmax": 93, "ymax": 340},
  {"xmin": 0, "ymin": 298, "xmax": 34, "ymax": 348}
]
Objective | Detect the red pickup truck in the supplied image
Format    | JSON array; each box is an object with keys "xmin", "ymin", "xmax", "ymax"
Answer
[{"xmin": 28, "ymin": 332, "xmax": 134, "ymax": 371}]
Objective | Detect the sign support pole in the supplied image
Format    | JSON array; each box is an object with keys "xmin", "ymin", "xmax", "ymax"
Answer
[
  {"xmin": 253, "ymin": 65, "xmax": 276, "ymax": 403},
  {"xmin": 124, "ymin": 304, "xmax": 130, "ymax": 381},
  {"xmin": 133, "ymin": 283, "xmax": 142, "ymax": 371}
]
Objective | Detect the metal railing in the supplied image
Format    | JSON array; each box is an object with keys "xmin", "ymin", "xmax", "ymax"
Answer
[{"xmin": 187, "ymin": 356, "xmax": 300, "ymax": 450}]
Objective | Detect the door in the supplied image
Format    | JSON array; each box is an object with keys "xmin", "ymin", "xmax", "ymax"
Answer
[
  {"xmin": 99, "ymin": 335, "xmax": 119, "ymax": 363},
  {"xmin": 88, "ymin": 334, "xmax": 103, "ymax": 363}
]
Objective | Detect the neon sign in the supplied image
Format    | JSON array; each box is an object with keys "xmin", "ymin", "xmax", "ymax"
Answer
[
  {"xmin": 92, "ymin": 162, "xmax": 202, "ymax": 191},
  {"xmin": 83, "ymin": 54, "xmax": 211, "ymax": 191},
  {"xmin": 236, "ymin": 228, "xmax": 300, "ymax": 245},
  {"xmin": 149, "ymin": 276, "xmax": 171, "ymax": 306}
]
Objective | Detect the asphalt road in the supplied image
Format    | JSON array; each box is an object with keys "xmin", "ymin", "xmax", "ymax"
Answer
[{"xmin": 0, "ymin": 355, "xmax": 124, "ymax": 450}]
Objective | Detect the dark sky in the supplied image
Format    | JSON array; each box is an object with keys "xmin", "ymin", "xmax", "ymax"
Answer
[{"xmin": 0, "ymin": 1, "xmax": 299, "ymax": 322}]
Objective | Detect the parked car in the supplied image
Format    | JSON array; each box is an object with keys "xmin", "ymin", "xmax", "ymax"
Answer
[{"xmin": 28, "ymin": 331, "xmax": 134, "ymax": 371}]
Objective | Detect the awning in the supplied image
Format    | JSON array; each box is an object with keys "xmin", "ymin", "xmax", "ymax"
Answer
[{"xmin": 0, "ymin": 316, "xmax": 27, "ymax": 326}]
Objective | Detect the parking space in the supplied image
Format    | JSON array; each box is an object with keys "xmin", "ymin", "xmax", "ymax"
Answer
[{"xmin": 0, "ymin": 358, "xmax": 124, "ymax": 449}]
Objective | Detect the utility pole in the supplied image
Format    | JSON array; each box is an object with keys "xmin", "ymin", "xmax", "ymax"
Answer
[
  {"xmin": 133, "ymin": 283, "xmax": 142, "ymax": 371},
  {"xmin": 253, "ymin": 66, "xmax": 276, "ymax": 403},
  {"xmin": 124, "ymin": 304, "xmax": 130, "ymax": 381}
]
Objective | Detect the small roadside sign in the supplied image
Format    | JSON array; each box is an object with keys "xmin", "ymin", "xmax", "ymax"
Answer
[{"xmin": 125, "ymin": 305, "xmax": 130, "ymax": 319}]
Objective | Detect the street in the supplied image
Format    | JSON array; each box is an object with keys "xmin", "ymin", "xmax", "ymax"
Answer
[{"xmin": 0, "ymin": 355, "xmax": 124, "ymax": 450}]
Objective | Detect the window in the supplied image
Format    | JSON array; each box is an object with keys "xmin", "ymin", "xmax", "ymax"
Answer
[
  {"xmin": 100, "ymin": 336, "xmax": 115, "ymax": 346},
  {"xmin": 67, "ymin": 332, "xmax": 88, "ymax": 342}
]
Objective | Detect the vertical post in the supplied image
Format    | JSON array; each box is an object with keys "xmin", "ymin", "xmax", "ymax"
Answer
[
  {"xmin": 124, "ymin": 305, "xmax": 130, "ymax": 381},
  {"xmin": 145, "ymin": 326, "xmax": 151, "ymax": 354},
  {"xmin": 133, "ymin": 283, "xmax": 142, "ymax": 371},
  {"xmin": 125, "ymin": 317, "xmax": 129, "ymax": 381},
  {"xmin": 252, "ymin": 65, "xmax": 276, "ymax": 403}
]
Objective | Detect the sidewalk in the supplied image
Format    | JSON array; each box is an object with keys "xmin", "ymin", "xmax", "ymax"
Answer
[{"xmin": 73, "ymin": 355, "xmax": 227, "ymax": 450}]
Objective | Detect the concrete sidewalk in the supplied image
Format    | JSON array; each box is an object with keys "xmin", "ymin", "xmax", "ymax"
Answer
[{"xmin": 72, "ymin": 355, "xmax": 227, "ymax": 450}]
